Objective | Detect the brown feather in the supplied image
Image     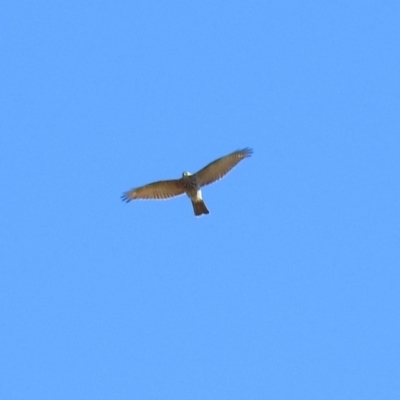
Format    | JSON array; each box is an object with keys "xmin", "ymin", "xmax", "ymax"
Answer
[
  {"xmin": 195, "ymin": 148, "xmax": 253, "ymax": 187},
  {"xmin": 191, "ymin": 200, "xmax": 210, "ymax": 216},
  {"xmin": 121, "ymin": 179, "xmax": 185, "ymax": 202}
]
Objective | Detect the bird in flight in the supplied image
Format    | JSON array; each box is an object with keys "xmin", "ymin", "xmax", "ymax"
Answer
[{"xmin": 121, "ymin": 147, "xmax": 253, "ymax": 216}]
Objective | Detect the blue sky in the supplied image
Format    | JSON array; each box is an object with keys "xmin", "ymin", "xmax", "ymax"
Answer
[{"xmin": 1, "ymin": 1, "xmax": 399, "ymax": 399}]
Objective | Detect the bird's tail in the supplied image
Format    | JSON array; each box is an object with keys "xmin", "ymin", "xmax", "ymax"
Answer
[{"xmin": 191, "ymin": 200, "xmax": 210, "ymax": 216}]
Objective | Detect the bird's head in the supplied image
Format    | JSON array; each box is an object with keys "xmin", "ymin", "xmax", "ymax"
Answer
[{"xmin": 182, "ymin": 171, "xmax": 192, "ymax": 177}]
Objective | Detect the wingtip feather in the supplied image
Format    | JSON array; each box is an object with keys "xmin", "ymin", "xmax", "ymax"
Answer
[
  {"xmin": 121, "ymin": 192, "xmax": 132, "ymax": 203},
  {"xmin": 242, "ymin": 147, "xmax": 253, "ymax": 157}
]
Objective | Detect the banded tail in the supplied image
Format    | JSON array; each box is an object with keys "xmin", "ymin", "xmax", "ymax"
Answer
[{"xmin": 191, "ymin": 200, "xmax": 210, "ymax": 216}]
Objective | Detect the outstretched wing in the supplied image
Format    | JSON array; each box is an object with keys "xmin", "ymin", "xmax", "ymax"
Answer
[
  {"xmin": 121, "ymin": 179, "xmax": 185, "ymax": 202},
  {"xmin": 194, "ymin": 148, "xmax": 253, "ymax": 187}
]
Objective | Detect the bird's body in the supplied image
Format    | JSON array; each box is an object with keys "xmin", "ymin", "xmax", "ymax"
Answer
[
  {"xmin": 181, "ymin": 172, "xmax": 209, "ymax": 216},
  {"xmin": 121, "ymin": 147, "xmax": 253, "ymax": 216}
]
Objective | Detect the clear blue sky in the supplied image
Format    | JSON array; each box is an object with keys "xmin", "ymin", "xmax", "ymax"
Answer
[{"xmin": 1, "ymin": 2, "xmax": 399, "ymax": 399}]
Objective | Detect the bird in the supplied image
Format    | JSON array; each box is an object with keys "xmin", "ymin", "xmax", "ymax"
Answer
[{"xmin": 121, "ymin": 147, "xmax": 253, "ymax": 216}]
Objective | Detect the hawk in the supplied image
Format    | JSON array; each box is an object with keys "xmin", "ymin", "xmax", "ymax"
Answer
[{"xmin": 121, "ymin": 147, "xmax": 253, "ymax": 216}]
